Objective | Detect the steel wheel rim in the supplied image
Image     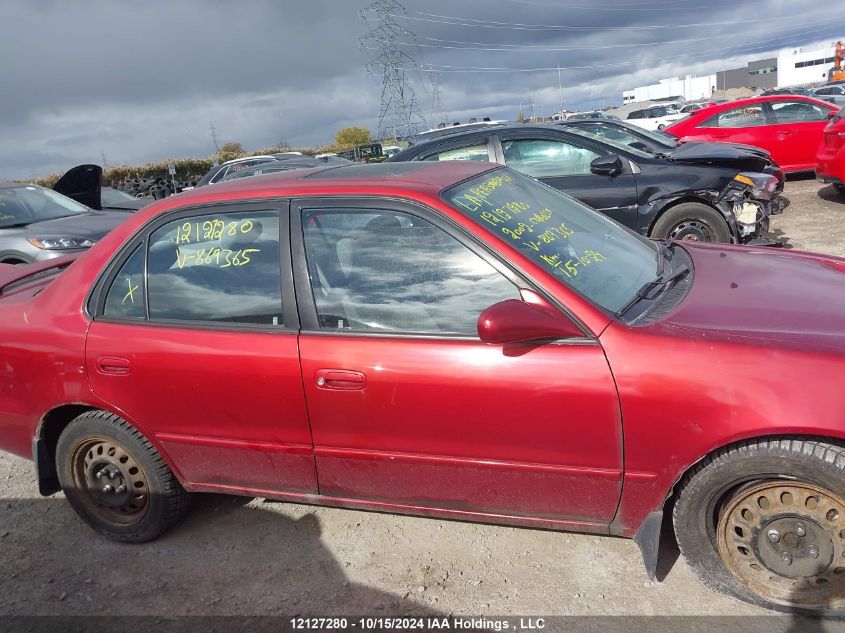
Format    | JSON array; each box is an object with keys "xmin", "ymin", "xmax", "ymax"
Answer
[
  {"xmin": 668, "ymin": 219, "xmax": 714, "ymax": 241},
  {"xmin": 717, "ymin": 480, "xmax": 845, "ymax": 609},
  {"xmin": 70, "ymin": 437, "xmax": 150, "ymax": 527}
]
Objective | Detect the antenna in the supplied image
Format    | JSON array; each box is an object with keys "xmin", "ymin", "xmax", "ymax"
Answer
[{"xmin": 359, "ymin": 0, "xmax": 427, "ymax": 141}]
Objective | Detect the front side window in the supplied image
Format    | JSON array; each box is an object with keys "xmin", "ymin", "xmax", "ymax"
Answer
[
  {"xmin": 770, "ymin": 101, "xmax": 829, "ymax": 123},
  {"xmin": 422, "ymin": 144, "xmax": 490, "ymax": 162},
  {"xmin": 443, "ymin": 169, "xmax": 657, "ymax": 314},
  {"xmin": 302, "ymin": 209, "xmax": 520, "ymax": 335},
  {"xmin": 502, "ymin": 139, "xmax": 602, "ymax": 178},
  {"xmin": 146, "ymin": 210, "xmax": 283, "ymax": 324},
  {"xmin": 703, "ymin": 105, "xmax": 767, "ymax": 128}
]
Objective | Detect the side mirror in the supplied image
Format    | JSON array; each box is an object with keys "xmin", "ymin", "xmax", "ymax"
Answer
[
  {"xmin": 828, "ymin": 110, "xmax": 838, "ymax": 119},
  {"xmin": 477, "ymin": 295, "xmax": 584, "ymax": 345},
  {"xmin": 628, "ymin": 141, "xmax": 650, "ymax": 152},
  {"xmin": 590, "ymin": 154, "xmax": 624, "ymax": 177}
]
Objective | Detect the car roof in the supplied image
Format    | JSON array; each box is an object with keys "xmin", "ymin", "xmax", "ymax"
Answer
[
  {"xmin": 405, "ymin": 122, "xmax": 585, "ymax": 145},
  {"xmin": 142, "ymin": 162, "xmax": 500, "ymax": 213}
]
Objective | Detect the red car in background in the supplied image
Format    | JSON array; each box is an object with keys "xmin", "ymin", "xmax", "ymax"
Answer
[
  {"xmin": 816, "ymin": 105, "xmax": 845, "ymax": 193},
  {"xmin": 1, "ymin": 163, "xmax": 845, "ymax": 613},
  {"xmin": 666, "ymin": 95, "xmax": 839, "ymax": 173}
]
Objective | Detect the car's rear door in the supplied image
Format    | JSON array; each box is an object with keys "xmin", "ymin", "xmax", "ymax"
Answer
[
  {"xmin": 86, "ymin": 201, "xmax": 317, "ymax": 496},
  {"xmin": 291, "ymin": 198, "xmax": 622, "ymax": 526},
  {"xmin": 496, "ymin": 130, "xmax": 640, "ymax": 229}
]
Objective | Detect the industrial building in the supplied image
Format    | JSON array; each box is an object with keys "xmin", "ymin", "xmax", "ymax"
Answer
[{"xmin": 622, "ymin": 39, "xmax": 840, "ymax": 104}]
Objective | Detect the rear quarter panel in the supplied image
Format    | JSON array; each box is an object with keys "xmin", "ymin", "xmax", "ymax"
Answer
[{"xmin": 0, "ymin": 259, "xmax": 94, "ymax": 458}]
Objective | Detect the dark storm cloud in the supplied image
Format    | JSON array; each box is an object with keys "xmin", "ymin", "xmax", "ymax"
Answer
[{"xmin": 0, "ymin": 0, "xmax": 836, "ymax": 178}]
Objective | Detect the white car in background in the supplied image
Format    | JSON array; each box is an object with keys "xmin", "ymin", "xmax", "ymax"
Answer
[{"xmin": 626, "ymin": 105, "xmax": 685, "ymax": 131}]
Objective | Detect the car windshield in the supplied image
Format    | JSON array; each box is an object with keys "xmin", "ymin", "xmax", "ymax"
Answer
[
  {"xmin": 101, "ymin": 187, "xmax": 139, "ymax": 205},
  {"xmin": 443, "ymin": 169, "xmax": 658, "ymax": 314},
  {"xmin": 0, "ymin": 185, "xmax": 91, "ymax": 228},
  {"xmin": 620, "ymin": 124, "xmax": 677, "ymax": 148}
]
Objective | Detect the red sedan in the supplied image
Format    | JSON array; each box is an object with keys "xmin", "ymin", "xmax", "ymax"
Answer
[
  {"xmin": 817, "ymin": 105, "xmax": 845, "ymax": 193},
  {"xmin": 666, "ymin": 95, "xmax": 839, "ymax": 173},
  {"xmin": 1, "ymin": 162, "xmax": 845, "ymax": 612}
]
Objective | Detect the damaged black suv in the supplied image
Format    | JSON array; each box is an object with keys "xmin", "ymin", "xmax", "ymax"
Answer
[{"xmin": 387, "ymin": 124, "xmax": 783, "ymax": 244}]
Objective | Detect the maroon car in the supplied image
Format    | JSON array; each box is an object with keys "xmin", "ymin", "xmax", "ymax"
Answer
[{"xmin": 0, "ymin": 162, "xmax": 844, "ymax": 613}]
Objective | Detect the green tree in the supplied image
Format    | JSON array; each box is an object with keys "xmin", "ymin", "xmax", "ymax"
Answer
[
  {"xmin": 335, "ymin": 126, "xmax": 371, "ymax": 148},
  {"xmin": 216, "ymin": 142, "xmax": 245, "ymax": 163}
]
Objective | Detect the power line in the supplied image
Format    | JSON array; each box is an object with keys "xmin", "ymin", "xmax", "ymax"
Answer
[
  {"xmin": 394, "ymin": 9, "xmax": 828, "ymax": 32},
  {"xmin": 449, "ymin": 0, "xmax": 774, "ymax": 11},
  {"xmin": 405, "ymin": 26, "xmax": 841, "ymax": 72},
  {"xmin": 402, "ymin": 19, "xmax": 832, "ymax": 53},
  {"xmin": 359, "ymin": 0, "xmax": 427, "ymax": 140}
]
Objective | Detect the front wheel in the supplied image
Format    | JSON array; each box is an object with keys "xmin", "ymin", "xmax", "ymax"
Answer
[
  {"xmin": 673, "ymin": 439, "xmax": 845, "ymax": 612},
  {"xmin": 650, "ymin": 202, "xmax": 731, "ymax": 243},
  {"xmin": 56, "ymin": 410, "xmax": 189, "ymax": 542}
]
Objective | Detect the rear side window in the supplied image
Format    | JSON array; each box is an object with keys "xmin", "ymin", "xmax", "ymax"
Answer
[
  {"xmin": 702, "ymin": 105, "xmax": 766, "ymax": 128},
  {"xmin": 770, "ymin": 101, "xmax": 829, "ymax": 123},
  {"xmin": 422, "ymin": 144, "xmax": 490, "ymax": 162},
  {"xmin": 101, "ymin": 210, "xmax": 284, "ymax": 325},
  {"xmin": 103, "ymin": 245, "xmax": 145, "ymax": 319}
]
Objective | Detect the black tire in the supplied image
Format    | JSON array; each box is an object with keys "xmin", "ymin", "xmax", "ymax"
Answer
[
  {"xmin": 834, "ymin": 183, "xmax": 845, "ymax": 195},
  {"xmin": 673, "ymin": 438, "xmax": 845, "ymax": 613},
  {"xmin": 56, "ymin": 410, "xmax": 189, "ymax": 542},
  {"xmin": 650, "ymin": 202, "xmax": 731, "ymax": 243}
]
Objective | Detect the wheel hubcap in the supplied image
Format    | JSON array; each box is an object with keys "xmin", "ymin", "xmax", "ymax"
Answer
[
  {"xmin": 668, "ymin": 220, "xmax": 714, "ymax": 242},
  {"xmin": 717, "ymin": 481, "xmax": 845, "ymax": 608},
  {"xmin": 71, "ymin": 438, "xmax": 149, "ymax": 526}
]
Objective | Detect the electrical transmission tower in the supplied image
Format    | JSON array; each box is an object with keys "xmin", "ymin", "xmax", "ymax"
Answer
[
  {"xmin": 359, "ymin": 0, "xmax": 427, "ymax": 141},
  {"xmin": 209, "ymin": 123, "xmax": 220, "ymax": 153},
  {"xmin": 424, "ymin": 65, "xmax": 449, "ymax": 127}
]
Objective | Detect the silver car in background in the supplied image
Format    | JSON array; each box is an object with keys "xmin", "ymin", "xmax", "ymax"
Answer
[{"xmin": 0, "ymin": 183, "xmax": 128, "ymax": 264}]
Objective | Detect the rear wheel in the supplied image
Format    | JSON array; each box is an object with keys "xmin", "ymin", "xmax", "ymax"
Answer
[
  {"xmin": 673, "ymin": 438, "xmax": 845, "ymax": 612},
  {"xmin": 650, "ymin": 202, "xmax": 731, "ymax": 243},
  {"xmin": 56, "ymin": 410, "xmax": 189, "ymax": 542}
]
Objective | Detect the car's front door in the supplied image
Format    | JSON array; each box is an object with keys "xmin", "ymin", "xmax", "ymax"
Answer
[
  {"xmin": 496, "ymin": 132, "xmax": 640, "ymax": 229},
  {"xmin": 86, "ymin": 202, "xmax": 317, "ymax": 496},
  {"xmin": 292, "ymin": 199, "xmax": 622, "ymax": 526}
]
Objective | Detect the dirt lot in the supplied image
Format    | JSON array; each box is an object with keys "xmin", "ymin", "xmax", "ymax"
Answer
[{"xmin": 0, "ymin": 178, "xmax": 843, "ymax": 621}]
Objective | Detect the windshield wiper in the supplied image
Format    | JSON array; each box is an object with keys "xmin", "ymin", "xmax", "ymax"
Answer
[{"xmin": 616, "ymin": 242, "xmax": 687, "ymax": 318}]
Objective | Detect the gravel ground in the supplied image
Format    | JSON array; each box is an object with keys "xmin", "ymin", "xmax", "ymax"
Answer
[{"xmin": 0, "ymin": 178, "xmax": 843, "ymax": 621}]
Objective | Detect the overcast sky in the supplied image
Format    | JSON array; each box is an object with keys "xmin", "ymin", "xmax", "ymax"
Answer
[{"xmin": 0, "ymin": 0, "xmax": 837, "ymax": 178}]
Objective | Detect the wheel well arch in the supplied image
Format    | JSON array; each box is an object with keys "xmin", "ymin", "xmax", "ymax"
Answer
[
  {"xmin": 34, "ymin": 404, "xmax": 98, "ymax": 495},
  {"xmin": 633, "ymin": 433, "xmax": 845, "ymax": 581},
  {"xmin": 0, "ymin": 257, "xmax": 27, "ymax": 265},
  {"xmin": 664, "ymin": 432, "xmax": 845, "ymax": 512},
  {"xmin": 647, "ymin": 195, "xmax": 724, "ymax": 237}
]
